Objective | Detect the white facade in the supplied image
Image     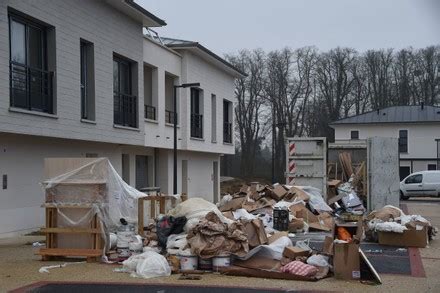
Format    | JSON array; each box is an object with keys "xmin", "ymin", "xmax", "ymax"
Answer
[
  {"xmin": 332, "ymin": 122, "xmax": 440, "ymax": 176},
  {"xmin": 0, "ymin": 0, "xmax": 239, "ymax": 236}
]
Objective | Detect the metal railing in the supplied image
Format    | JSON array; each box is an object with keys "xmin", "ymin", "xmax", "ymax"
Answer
[
  {"xmin": 10, "ymin": 61, "xmax": 53, "ymax": 113},
  {"xmin": 191, "ymin": 113, "xmax": 203, "ymax": 138},
  {"xmin": 223, "ymin": 122, "xmax": 232, "ymax": 143},
  {"xmin": 114, "ymin": 92, "xmax": 138, "ymax": 128},
  {"xmin": 165, "ymin": 110, "xmax": 177, "ymax": 124},
  {"xmin": 144, "ymin": 105, "xmax": 156, "ymax": 120}
]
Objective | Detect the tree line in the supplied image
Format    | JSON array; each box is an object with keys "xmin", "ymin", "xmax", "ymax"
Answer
[{"xmin": 223, "ymin": 46, "xmax": 440, "ymax": 181}]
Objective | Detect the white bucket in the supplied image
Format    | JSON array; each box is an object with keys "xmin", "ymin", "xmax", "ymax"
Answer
[
  {"xmin": 117, "ymin": 230, "xmax": 134, "ymax": 248},
  {"xmin": 212, "ymin": 255, "xmax": 231, "ymax": 271},
  {"xmin": 179, "ymin": 255, "xmax": 198, "ymax": 271}
]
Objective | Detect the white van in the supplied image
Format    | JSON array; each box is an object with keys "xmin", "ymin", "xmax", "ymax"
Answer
[{"xmin": 400, "ymin": 170, "xmax": 440, "ymax": 200}]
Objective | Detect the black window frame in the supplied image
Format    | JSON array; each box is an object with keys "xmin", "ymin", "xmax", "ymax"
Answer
[
  {"xmin": 113, "ymin": 55, "xmax": 137, "ymax": 128},
  {"xmin": 427, "ymin": 164, "xmax": 437, "ymax": 171},
  {"xmin": 190, "ymin": 88, "xmax": 203, "ymax": 138},
  {"xmin": 350, "ymin": 130, "xmax": 359, "ymax": 140},
  {"xmin": 399, "ymin": 130, "xmax": 408, "ymax": 153},
  {"xmin": 80, "ymin": 39, "xmax": 94, "ymax": 120},
  {"xmin": 223, "ymin": 99, "xmax": 232, "ymax": 143},
  {"xmin": 405, "ymin": 174, "xmax": 422, "ymax": 184},
  {"xmin": 8, "ymin": 11, "xmax": 53, "ymax": 114}
]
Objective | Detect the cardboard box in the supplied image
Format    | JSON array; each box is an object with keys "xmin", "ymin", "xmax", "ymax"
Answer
[
  {"xmin": 333, "ymin": 243, "xmax": 360, "ymax": 280},
  {"xmin": 268, "ymin": 231, "xmax": 288, "ymax": 244},
  {"xmin": 270, "ymin": 184, "xmax": 287, "ymax": 200},
  {"xmin": 288, "ymin": 218, "xmax": 304, "ymax": 232},
  {"xmin": 282, "ymin": 246, "xmax": 310, "ymax": 259},
  {"xmin": 288, "ymin": 186, "xmax": 310, "ymax": 202},
  {"xmin": 242, "ymin": 218, "xmax": 268, "ymax": 248},
  {"xmin": 378, "ymin": 226, "xmax": 428, "ymax": 248}
]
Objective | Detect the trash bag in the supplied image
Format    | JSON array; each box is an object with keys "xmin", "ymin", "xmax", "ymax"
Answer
[
  {"xmin": 122, "ymin": 250, "xmax": 171, "ymax": 279},
  {"xmin": 156, "ymin": 216, "xmax": 187, "ymax": 248}
]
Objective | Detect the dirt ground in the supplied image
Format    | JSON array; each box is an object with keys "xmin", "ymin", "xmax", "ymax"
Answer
[{"xmin": 1, "ymin": 198, "xmax": 440, "ymax": 293}]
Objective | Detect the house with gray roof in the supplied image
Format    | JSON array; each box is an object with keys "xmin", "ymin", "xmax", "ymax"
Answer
[{"xmin": 330, "ymin": 104, "xmax": 440, "ymax": 180}]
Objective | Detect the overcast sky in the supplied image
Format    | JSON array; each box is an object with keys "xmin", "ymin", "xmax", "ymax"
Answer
[{"xmin": 137, "ymin": 0, "xmax": 440, "ymax": 55}]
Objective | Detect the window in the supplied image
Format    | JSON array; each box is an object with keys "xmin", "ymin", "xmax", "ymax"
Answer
[
  {"xmin": 190, "ymin": 88, "xmax": 203, "ymax": 138},
  {"xmin": 211, "ymin": 94, "xmax": 217, "ymax": 142},
  {"xmin": 144, "ymin": 65, "xmax": 157, "ymax": 121},
  {"xmin": 223, "ymin": 99, "xmax": 232, "ymax": 143},
  {"xmin": 113, "ymin": 55, "xmax": 137, "ymax": 128},
  {"xmin": 165, "ymin": 73, "xmax": 177, "ymax": 124},
  {"xmin": 350, "ymin": 130, "xmax": 359, "ymax": 140},
  {"xmin": 405, "ymin": 174, "xmax": 422, "ymax": 184},
  {"xmin": 428, "ymin": 164, "xmax": 437, "ymax": 171},
  {"xmin": 9, "ymin": 11, "xmax": 54, "ymax": 113},
  {"xmin": 399, "ymin": 130, "xmax": 408, "ymax": 153},
  {"xmin": 80, "ymin": 40, "xmax": 95, "ymax": 120}
]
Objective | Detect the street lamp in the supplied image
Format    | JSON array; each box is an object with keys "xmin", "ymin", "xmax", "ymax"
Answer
[{"xmin": 173, "ymin": 82, "xmax": 200, "ymax": 194}]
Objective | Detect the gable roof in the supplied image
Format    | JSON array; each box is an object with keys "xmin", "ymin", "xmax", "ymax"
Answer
[
  {"xmin": 160, "ymin": 37, "xmax": 247, "ymax": 78},
  {"xmin": 330, "ymin": 105, "xmax": 440, "ymax": 126}
]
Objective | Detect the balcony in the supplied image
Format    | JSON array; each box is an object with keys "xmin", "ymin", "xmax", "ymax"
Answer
[
  {"xmin": 144, "ymin": 105, "xmax": 156, "ymax": 120},
  {"xmin": 191, "ymin": 113, "xmax": 203, "ymax": 138},
  {"xmin": 223, "ymin": 122, "xmax": 232, "ymax": 143},
  {"xmin": 165, "ymin": 110, "xmax": 177, "ymax": 124},
  {"xmin": 10, "ymin": 61, "xmax": 53, "ymax": 113},
  {"xmin": 114, "ymin": 93, "xmax": 137, "ymax": 128}
]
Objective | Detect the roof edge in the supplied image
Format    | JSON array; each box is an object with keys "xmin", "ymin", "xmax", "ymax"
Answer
[
  {"xmin": 124, "ymin": 0, "xmax": 167, "ymax": 26},
  {"xmin": 167, "ymin": 43, "xmax": 247, "ymax": 78}
]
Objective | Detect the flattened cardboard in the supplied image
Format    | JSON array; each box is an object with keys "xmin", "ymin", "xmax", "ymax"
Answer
[
  {"xmin": 322, "ymin": 236, "xmax": 334, "ymax": 255},
  {"xmin": 291, "ymin": 204, "xmax": 332, "ymax": 232},
  {"xmin": 219, "ymin": 197, "xmax": 245, "ymax": 212},
  {"xmin": 222, "ymin": 211, "xmax": 235, "ymax": 220},
  {"xmin": 289, "ymin": 186, "xmax": 310, "ymax": 202},
  {"xmin": 333, "ymin": 243, "xmax": 360, "ymax": 280},
  {"xmin": 271, "ymin": 184, "xmax": 288, "ymax": 201},
  {"xmin": 243, "ymin": 219, "xmax": 268, "ymax": 248},
  {"xmin": 359, "ymin": 248, "xmax": 382, "ymax": 284},
  {"xmin": 268, "ymin": 232, "xmax": 289, "ymax": 244},
  {"xmin": 288, "ymin": 218, "xmax": 304, "ymax": 232},
  {"xmin": 378, "ymin": 226, "xmax": 428, "ymax": 248},
  {"xmin": 282, "ymin": 246, "xmax": 310, "ymax": 259},
  {"xmin": 234, "ymin": 256, "xmax": 281, "ymax": 271}
]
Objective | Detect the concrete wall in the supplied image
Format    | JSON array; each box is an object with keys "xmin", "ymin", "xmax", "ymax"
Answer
[
  {"xmin": 333, "ymin": 123, "xmax": 440, "ymax": 160},
  {"xmin": 0, "ymin": 0, "xmax": 146, "ymax": 146},
  {"xmin": 0, "ymin": 133, "xmax": 156, "ymax": 237}
]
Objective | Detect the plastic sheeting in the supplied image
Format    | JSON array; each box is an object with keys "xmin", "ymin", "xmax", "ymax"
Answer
[{"xmin": 42, "ymin": 158, "xmax": 146, "ymax": 252}]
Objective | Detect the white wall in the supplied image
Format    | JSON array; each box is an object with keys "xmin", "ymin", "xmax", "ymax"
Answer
[
  {"xmin": 178, "ymin": 51, "xmax": 236, "ymax": 155},
  {"xmin": 0, "ymin": 0, "xmax": 145, "ymax": 146},
  {"xmin": 157, "ymin": 149, "xmax": 220, "ymax": 202},
  {"xmin": 0, "ymin": 133, "xmax": 154, "ymax": 237},
  {"xmin": 333, "ymin": 123, "xmax": 440, "ymax": 159}
]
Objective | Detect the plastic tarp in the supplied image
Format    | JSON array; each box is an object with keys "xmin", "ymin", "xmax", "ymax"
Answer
[{"xmin": 42, "ymin": 158, "xmax": 146, "ymax": 255}]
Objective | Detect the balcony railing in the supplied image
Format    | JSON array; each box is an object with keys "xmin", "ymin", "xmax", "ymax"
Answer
[
  {"xmin": 144, "ymin": 105, "xmax": 156, "ymax": 120},
  {"xmin": 223, "ymin": 122, "xmax": 232, "ymax": 143},
  {"xmin": 191, "ymin": 113, "xmax": 203, "ymax": 138},
  {"xmin": 165, "ymin": 110, "xmax": 177, "ymax": 124},
  {"xmin": 114, "ymin": 92, "xmax": 137, "ymax": 128},
  {"xmin": 10, "ymin": 61, "xmax": 53, "ymax": 113}
]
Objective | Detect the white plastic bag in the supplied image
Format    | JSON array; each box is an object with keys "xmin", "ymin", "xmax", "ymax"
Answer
[
  {"xmin": 122, "ymin": 250, "xmax": 171, "ymax": 279},
  {"xmin": 307, "ymin": 254, "xmax": 329, "ymax": 267}
]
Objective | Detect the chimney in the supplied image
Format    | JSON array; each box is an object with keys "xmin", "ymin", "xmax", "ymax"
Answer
[{"xmin": 421, "ymin": 102, "xmax": 424, "ymax": 110}]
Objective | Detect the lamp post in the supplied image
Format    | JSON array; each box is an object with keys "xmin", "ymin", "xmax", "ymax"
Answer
[{"xmin": 173, "ymin": 82, "xmax": 200, "ymax": 194}]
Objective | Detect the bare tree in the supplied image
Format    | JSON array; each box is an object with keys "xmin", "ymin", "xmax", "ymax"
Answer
[{"xmin": 226, "ymin": 49, "xmax": 266, "ymax": 177}]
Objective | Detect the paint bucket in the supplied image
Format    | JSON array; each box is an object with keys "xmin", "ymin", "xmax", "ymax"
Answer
[
  {"xmin": 117, "ymin": 223, "xmax": 135, "ymax": 258},
  {"xmin": 128, "ymin": 235, "xmax": 143, "ymax": 255},
  {"xmin": 198, "ymin": 257, "xmax": 213, "ymax": 271},
  {"xmin": 212, "ymin": 255, "xmax": 231, "ymax": 271},
  {"xmin": 108, "ymin": 233, "xmax": 117, "ymax": 250},
  {"xmin": 179, "ymin": 255, "xmax": 198, "ymax": 271}
]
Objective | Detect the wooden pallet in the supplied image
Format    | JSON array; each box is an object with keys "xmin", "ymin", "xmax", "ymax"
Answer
[{"xmin": 39, "ymin": 203, "xmax": 103, "ymax": 262}]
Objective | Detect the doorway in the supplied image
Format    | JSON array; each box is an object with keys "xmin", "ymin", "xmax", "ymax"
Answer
[
  {"xmin": 213, "ymin": 161, "xmax": 219, "ymax": 203},
  {"xmin": 399, "ymin": 166, "xmax": 411, "ymax": 181},
  {"xmin": 135, "ymin": 155, "xmax": 148, "ymax": 190},
  {"xmin": 182, "ymin": 160, "xmax": 188, "ymax": 195}
]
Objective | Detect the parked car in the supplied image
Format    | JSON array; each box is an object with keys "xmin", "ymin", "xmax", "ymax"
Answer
[{"xmin": 400, "ymin": 170, "xmax": 440, "ymax": 200}]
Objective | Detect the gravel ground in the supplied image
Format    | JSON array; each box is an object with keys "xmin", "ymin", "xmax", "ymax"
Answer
[{"xmin": 1, "ymin": 199, "xmax": 440, "ymax": 292}]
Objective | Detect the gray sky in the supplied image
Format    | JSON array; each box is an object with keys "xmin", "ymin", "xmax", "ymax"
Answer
[{"xmin": 137, "ymin": 0, "xmax": 440, "ymax": 55}]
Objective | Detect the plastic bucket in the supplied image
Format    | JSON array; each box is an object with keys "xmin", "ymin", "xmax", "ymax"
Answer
[
  {"xmin": 198, "ymin": 258, "xmax": 213, "ymax": 271},
  {"xmin": 179, "ymin": 255, "xmax": 198, "ymax": 271},
  {"xmin": 212, "ymin": 255, "xmax": 230, "ymax": 271}
]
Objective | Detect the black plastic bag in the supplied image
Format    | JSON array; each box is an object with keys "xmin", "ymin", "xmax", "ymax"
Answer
[{"xmin": 156, "ymin": 216, "xmax": 187, "ymax": 248}]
